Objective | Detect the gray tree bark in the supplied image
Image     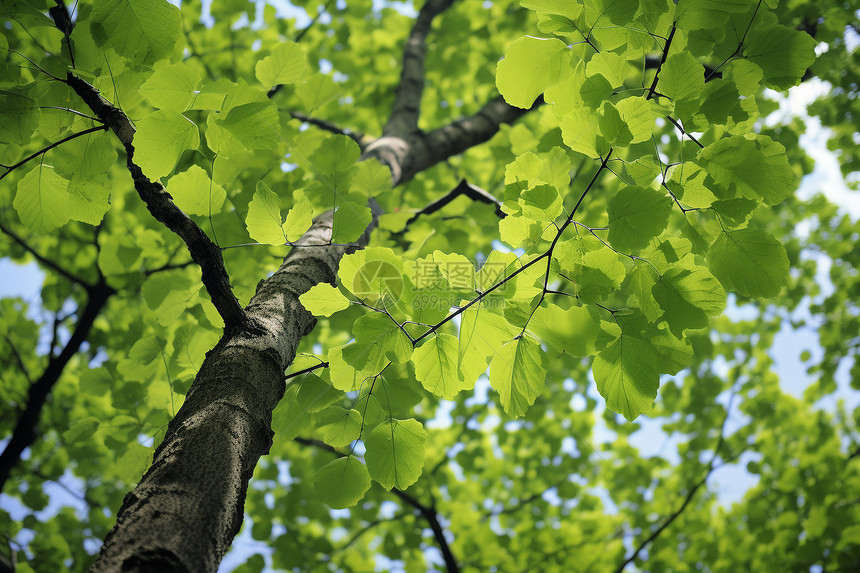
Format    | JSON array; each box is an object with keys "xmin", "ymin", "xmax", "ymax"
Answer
[{"xmin": 90, "ymin": 210, "xmax": 378, "ymax": 573}]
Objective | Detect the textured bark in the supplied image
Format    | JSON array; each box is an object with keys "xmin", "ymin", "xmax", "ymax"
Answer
[
  {"xmin": 89, "ymin": 210, "xmax": 378, "ymax": 573},
  {"xmin": 365, "ymin": 97, "xmax": 532, "ymax": 185},
  {"xmin": 384, "ymin": 0, "xmax": 456, "ymax": 135}
]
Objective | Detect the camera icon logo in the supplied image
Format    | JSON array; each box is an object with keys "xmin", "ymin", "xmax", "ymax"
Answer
[{"xmin": 350, "ymin": 259, "xmax": 404, "ymax": 306}]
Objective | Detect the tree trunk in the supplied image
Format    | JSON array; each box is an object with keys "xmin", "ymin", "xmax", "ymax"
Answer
[{"xmin": 89, "ymin": 210, "xmax": 377, "ymax": 573}]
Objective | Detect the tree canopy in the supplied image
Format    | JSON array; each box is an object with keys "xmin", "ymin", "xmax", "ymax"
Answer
[{"xmin": 1, "ymin": 0, "xmax": 859, "ymax": 572}]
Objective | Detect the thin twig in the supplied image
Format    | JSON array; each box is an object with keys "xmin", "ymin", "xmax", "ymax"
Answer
[
  {"xmin": 285, "ymin": 361, "xmax": 329, "ymax": 380},
  {"xmin": 288, "ymin": 112, "xmax": 365, "ymax": 147},
  {"xmin": 0, "ymin": 220, "xmax": 91, "ymax": 287},
  {"xmin": 0, "ymin": 125, "xmax": 109, "ymax": 181}
]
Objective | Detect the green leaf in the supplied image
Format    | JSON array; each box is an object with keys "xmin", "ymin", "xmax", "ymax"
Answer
[
  {"xmin": 141, "ymin": 270, "xmax": 201, "ymax": 326},
  {"xmin": 353, "ymin": 313, "xmax": 412, "ymax": 363},
  {"xmin": 299, "ymin": 283, "xmax": 350, "ymax": 317},
  {"xmin": 666, "ymin": 163, "xmax": 718, "ymax": 208},
  {"xmin": 51, "ymin": 128, "xmax": 115, "ymax": 226},
  {"xmin": 283, "ymin": 197, "xmax": 314, "ymax": 242},
  {"xmin": 707, "ymin": 229, "xmax": 789, "ymax": 297},
  {"xmin": 13, "ymin": 165, "xmax": 71, "ymax": 232},
  {"xmin": 521, "ymin": 0, "xmax": 583, "ymax": 36},
  {"xmin": 0, "ymin": 89, "xmax": 39, "ymax": 145},
  {"xmin": 296, "ymin": 73, "xmax": 343, "ymax": 112},
  {"xmin": 167, "ymin": 165, "xmax": 226, "ymax": 216},
  {"xmin": 217, "ymin": 101, "xmax": 282, "ymax": 151},
  {"xmin": 315, "ymin": 407, "xmax": 362, "ymax": 447},
  {"xmin": 615, "ymin": 96, "xmax": 654, "ymax": 144},
  {"xmin": 246, "ymin": 181, "xmax": 286, "ymax": 246},
  {"xmin": 607, "ymin": 186, "xmax": 673, "ymax": 252},
  {"xmin": 432, "ymin": 251, "xmax": 476, "ymax": 292},
  {"xmin": 656, "ymin": 52, "xmax": 704, "ymax": 104},
  {"xmin": 496, "ymin": 36, "xmax": 569, "ymax": 109},
  {"xmin": 598, "ymin": 101, "xmax": 633, "ymax": 147},
  {"xmin": 338, "ymin": 247, "xmax": 405, "ymax": 307},
  {"xmin": 310, "ymin": 135, "xmax": 361, "ymax": 193},
  {"xmin": 744, "ymin": 25, "xmax": 816, "ymax": 89},
  {"xmin": 332, "ymin": 201, "xmax": 372, "ymax": 243},
  {"xmin": 586, "ymin": 51, "xmax": 630, "ymax": 89},
  {"xmin": 414, "ymin": 333, "xmax": 471, "ymax": 399},
  {"xmin": 696, "ymin": 134, "xmax": 795, "ymax": 205},
  {"xmin": 520, "ymin": 184, "xmax": 562, "ymax": 221},
  {"xmin": 329, "ymin": 337, "xmax": 394, "ymax": 392},
  {"xmin": 561, "ymin": 107, "xmax": 606, "ymax": 159},
  {"xmin": 364, "ymin": 418, "xmax": 427, "ymax": 490},
  {"xmin": 63, "ymin": 416, "xmax": 100, "ymax": 444},
  {"xmin": 458, "ymin": 306, "xmax": 517, "ymax": 385},
  {"xmin": 134, "ymin": 110, "xmax": 200, "ymax": 179},
  {"xmin": 255, "ymin": 41, "xmax": 307, "ymax": 89},
  {"xmin": 489, "ymin": 335, "xmax": 546, "ymax": 417},
  {"xmin": 583, "ymin": 0, "xmax": 638, "ymax": 26},
  {"xmin": 499, "ymin": 214, "xmax": 549, "ymax": 249},
  {"xmin": 273, "ymin": 373, "xmax": 342, "ymax": 439},
  {"xmin": 592, "ymin": 315, "xmax": 666, "ymax": 422},
  {"xmin": 621, "ymin": 156, "xmax": 661, "ymax": 187},
  {"xmin": 528, "ymin": 304, "xmax": 601, "ymax": 356},
  {"xmin": 504, "ymin": 148, "xmax": 571, "ymax": 212},
  {"xmin": 296, "ymin": 373, "xmax": 343, "ymax": 414},
  {"xmin": 313, "ymin": 457, "xmax": 371, "ymax": 509},
  {"xmin": 350, "ymin": 159, "xmax": 392, "ymax": 198},
  {"xmin": 652, "ymin": 255, "xmax": 726, "ymax": 337},
  {"xmin": 91, "ymin": 0, "xmax": 182, "ymax": 65},
  {"xmin": 676, "ymin": 0, "xmax": 754, "ymax": 30},
  {"xmin": 140, "ymin": 61, "xmax": 201, "ymax": 111}
]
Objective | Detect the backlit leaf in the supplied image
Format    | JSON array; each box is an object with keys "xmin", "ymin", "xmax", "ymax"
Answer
[
  {"xmin": 314, "ymin": 457, "xmax": 371, "ymax": 509},
  {"xmin": 364, "ymin": 418, "xmax": 427, "ymax": 490},
  {"xmin": 496, "ymin": 36, "xmax": 569, "ymax": 109},
  {"xmin": 707, "ymin": 229, "xmax": 789, "ymax": 297}
]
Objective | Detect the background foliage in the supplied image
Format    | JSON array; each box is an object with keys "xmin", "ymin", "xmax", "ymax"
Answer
[{"xmin": 1, "ymin": 0, "xmax": 859, "ymax": 571}]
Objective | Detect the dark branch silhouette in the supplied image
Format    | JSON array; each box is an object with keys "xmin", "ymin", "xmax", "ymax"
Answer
[
  {"xmin": 295, "ymin": 436, "xmax": 461, "ymax": 573},
  {"xmin": 0, "ymin": 278, "xmax": 115, "ymax": 493},
  {"xmin": 65, "ymin": 73, "xmax": 247, "ymax": 330},
  {"xmin": 404, "ymin": 178, "xmax": 505, "ymax": 228}
]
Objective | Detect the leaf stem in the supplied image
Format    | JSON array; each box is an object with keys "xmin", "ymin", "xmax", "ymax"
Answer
[{"xmin": 0, "ymin": 125, "xmax": 109, "ymax": 181}]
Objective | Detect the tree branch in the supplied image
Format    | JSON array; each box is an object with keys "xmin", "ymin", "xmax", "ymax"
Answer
[
  {"xmin": 404, "ymin": 178, "xmax": 504, "ymax": 227},
  {"xmin": 390, "ymin": 488, "xmax": 460, "ymax": 573},
  {"xmin": 646, "ymin": 24, "xmax": 676, "ymax": 100},
  {"xmin": 0, "ymin": 278, "xmax": 115, "ymax": 494},
  {"xmin": 384, "ymin": 0, "xmax": 457, "ymax": 135},
  {"xmin": 644, "ymin": 54, "xmax": 719, "ymax": 80},
  {"xmin": 295, "ymin": 435, "xmax": 461, "ymax": 573},
  {"xmin": 2, "ymin": 334, "xmax": 33, "ymax": 386},
  {"xmin": 614, "ymin": 392, "xmax": 738, "ymax": 573},
  {"xmin": 421, "ymin": 97, "xmax": 534, "ymax": 169},
  {"xmin": 288, "ymin": 111, "xmax": 365, "ymax": 147},
  {"xmin": 0, "ymin": 124, "xmax": 108, "ymax": 181},
  {"xmin": 366, "ymin": 96, "xmax": 535, "ymax": 185},
  {"xmin": 65, "ymin": 72, "xmax": 247, "ymax": 331},
  {"xmin": 0, "ymin": 220, "xmax": 91, "ymax": 287}
]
